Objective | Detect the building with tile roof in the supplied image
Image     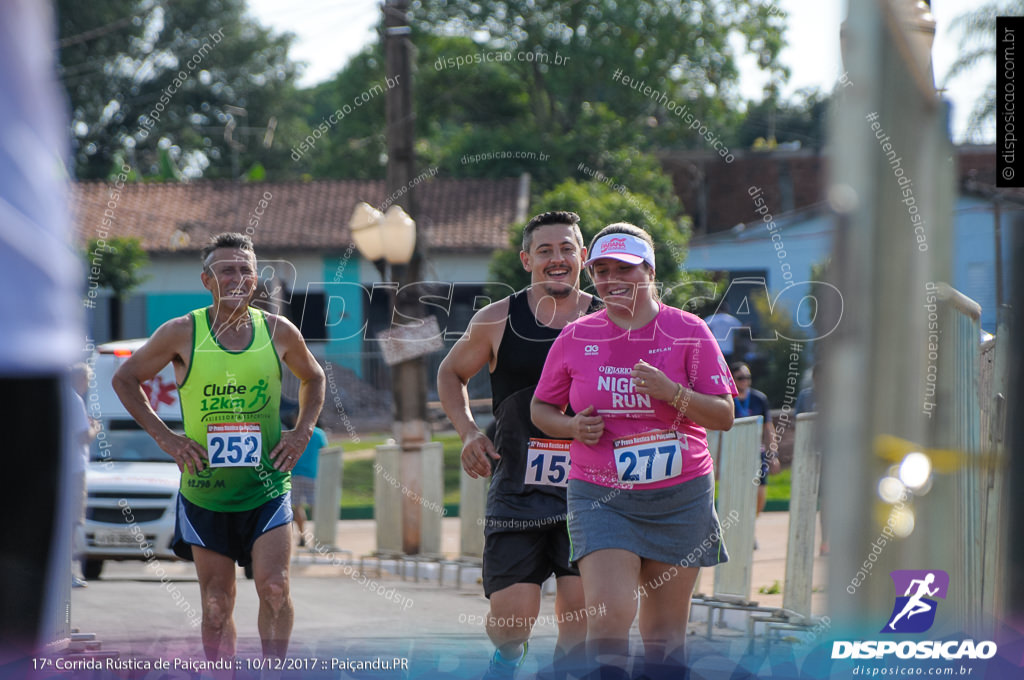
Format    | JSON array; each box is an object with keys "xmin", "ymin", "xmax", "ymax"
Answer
[
  {"xmin": 71, "ymin": 177, "xmax": 527, "ymax": 256},
  {"xmin": 71, "ymin": 176, "xmax": 530, "ymax": 406}
]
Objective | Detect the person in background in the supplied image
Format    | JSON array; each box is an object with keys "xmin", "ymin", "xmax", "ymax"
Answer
[
  {"xmin": 437, "ymin": 210, "xmax": 596, "ymax": 679},
  {"xmin": 113, "ymin": 232, "xmax": 325, "ymax": 663},
  {"xmin": 729, "ymin": 362, "xmax": 777, "ymax": 544},
  {"xmin": 532, "ymin": 222, "xmax": 736, "ymax": 679},
  {"xmin": 704, "ymin": 301, "xmax": 743, "ymax": 365},
  {"xmin": 285, "ymin": 411, "xmax": 328, "ymax": 547},
  {"xmin": 794, "ymin": 364, "xmax": 817, "ymax": 416}
]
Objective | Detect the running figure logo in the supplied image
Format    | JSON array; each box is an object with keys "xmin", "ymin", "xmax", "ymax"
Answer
[{"xmin": 882, "ymin": 569, "xmax": 949, "ymax": 634}]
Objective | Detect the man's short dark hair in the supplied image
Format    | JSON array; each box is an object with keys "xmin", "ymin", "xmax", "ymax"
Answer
[
  {"xmin": 730, "ymin": 361, "xmax": 751, "ymax": 375},
  {"xmin": 521, "ymin": 211, "xmax": 584, "ymax": 253},
  {"xmin": 201, "ymin": 232, "xmax": 255, "ymax": 270}
]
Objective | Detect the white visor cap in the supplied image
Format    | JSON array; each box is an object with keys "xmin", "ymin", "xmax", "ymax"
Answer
[{"xmin": 584, "ymin": 233, "xmax": 655, "ymax": 271}]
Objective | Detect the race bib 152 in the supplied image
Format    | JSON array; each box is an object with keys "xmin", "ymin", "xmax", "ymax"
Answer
[{"xmin": 525, "ymin": 438, "xmax": 571, "ymax": 487}]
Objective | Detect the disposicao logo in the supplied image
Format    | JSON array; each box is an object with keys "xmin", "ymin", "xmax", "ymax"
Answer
[
  {"xmin": 882, "ymin": 569, "xmax": 948, "ymax": 634},
  {"xmin": 832, "ymin": 568, "xmax": 997, "ymax": 661}
]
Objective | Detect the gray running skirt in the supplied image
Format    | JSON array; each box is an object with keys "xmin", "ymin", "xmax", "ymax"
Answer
[{"xmin": 566, "ymin": 473, "xmax": 729, "ymax": 567}]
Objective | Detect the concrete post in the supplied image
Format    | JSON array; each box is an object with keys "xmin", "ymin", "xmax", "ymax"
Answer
[
  {"xmin": 374, "ymin": 444, "xmax": 403, "ymax": 554},
  {"xmin": 313, "ymin": 446, "xmax": 343, "ymax": 548},
  {"xmin": 374, "ymin": 442, "xmax": 445, "ymax": 555},
  {"xmin": 419, "ymin": 442, "xmax": 444, "ymax": 555},
  {"xmin": 460, "ymin": 470, "xmax": 488, "ymax": 558}
]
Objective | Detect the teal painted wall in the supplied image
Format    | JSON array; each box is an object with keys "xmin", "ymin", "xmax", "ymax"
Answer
[
  {"xmin": 322, "ymin": 253, "xmax": 364, "ymax": 377},
  {"xmin": 146, "ymin": 293, "xmax": 212, "ymax": 334}
]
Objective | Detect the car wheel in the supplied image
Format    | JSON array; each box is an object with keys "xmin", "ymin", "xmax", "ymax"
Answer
[
  {"xmin": 244, "ymin": 563, "xmax": 253, "ymax": 579},
  {"xmin": 82, "ymin": 559, "xmax": 103, "ymax": 581}
]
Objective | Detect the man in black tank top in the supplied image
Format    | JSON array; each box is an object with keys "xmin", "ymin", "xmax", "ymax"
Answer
[{"xmin": 438, "ymin": 211, "xmax": 598, "ymax": 679}]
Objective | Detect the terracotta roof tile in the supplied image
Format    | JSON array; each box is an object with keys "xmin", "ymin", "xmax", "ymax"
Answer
[{"xmin": 71, "ymin": 178, "xmax": 523, "ymax": 254}]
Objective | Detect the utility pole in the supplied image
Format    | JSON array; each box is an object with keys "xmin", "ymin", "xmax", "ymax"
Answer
[{"xmin": 383, "ymin": 0, "xmax": 428, "ymax": 554}]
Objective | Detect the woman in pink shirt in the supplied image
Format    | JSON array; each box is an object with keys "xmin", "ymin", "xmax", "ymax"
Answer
[{"xmin": 531, "ymin": 223, "xmax": 737, "ymax": 677}]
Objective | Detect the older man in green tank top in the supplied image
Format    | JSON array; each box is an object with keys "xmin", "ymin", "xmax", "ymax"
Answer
[{"xmin": 113, "ymin": 233, "xmax": 325, "ymax": 663}]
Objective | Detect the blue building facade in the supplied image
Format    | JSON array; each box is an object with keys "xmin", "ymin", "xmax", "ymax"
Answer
[{"xmin": 684, "ymin": 195, "xmax": 1014, "ymax": 334}]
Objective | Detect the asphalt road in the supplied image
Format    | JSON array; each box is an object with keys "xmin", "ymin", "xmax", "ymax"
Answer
[
  {"xmin": 63, "ymin": 558, "xmax": 773, "ymax": 679},
  {"xmin": 55, "ymin": 514, "xmax": 821, "ymax": 679}
]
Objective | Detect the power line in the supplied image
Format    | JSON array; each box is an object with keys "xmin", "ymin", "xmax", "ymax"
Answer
[{"xmin": 58, "ymin": 14, "xmax": 138, "ymax": 48}]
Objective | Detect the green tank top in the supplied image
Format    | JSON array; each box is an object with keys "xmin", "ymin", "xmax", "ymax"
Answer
[{"xmin": 178, "ymin": 307, "xmax": 288, "ymax": 511}]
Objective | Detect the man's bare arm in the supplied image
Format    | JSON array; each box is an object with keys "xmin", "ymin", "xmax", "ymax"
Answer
[
  {"xmin": 437, "ymin": 300, "xmax": 507, "ymax": 478},
  {"xmin": 112, "ymin": 317, "xmax": 207, "ymax": 474},
  {"xmin": 270, "ymin": 314, "xmax": 326, "ymax": 472}
]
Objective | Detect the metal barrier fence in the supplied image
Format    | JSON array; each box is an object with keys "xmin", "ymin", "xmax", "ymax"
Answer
[
  {"xmin": 711, "ymin": 415, "xmax": 762, "ymax": 602},
  {"xmin": 820, "ymin": 0, "xmax": 1010, "ymax": 637},
  {"xmin": 934, "ymin": 286, "xmax": 1005, "ymax": 635},
  {"xmin": 784, "ymin": 413, "xmax": 820, "ymax": 620},
  {"xmin": 692, "ymin": 414, "xmax": 829, "ymax": 643}
]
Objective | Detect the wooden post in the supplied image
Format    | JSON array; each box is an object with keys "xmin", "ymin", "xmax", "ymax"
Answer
[{"xmin": 383, "ymin": 0, "xmax": 429, "ymax": 554}]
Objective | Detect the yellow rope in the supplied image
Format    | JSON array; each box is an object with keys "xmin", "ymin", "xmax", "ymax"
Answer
[{"xmin": 874, "ymin": 434, "xmax": 1002, "ymax": 473}]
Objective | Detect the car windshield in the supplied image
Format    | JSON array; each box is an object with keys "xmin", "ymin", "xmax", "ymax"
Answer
[{"xmin": 90, "ymin": 423, "xmax": 182, "ymax": 463}]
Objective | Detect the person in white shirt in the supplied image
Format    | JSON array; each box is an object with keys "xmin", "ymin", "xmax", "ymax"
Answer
[{"xmin": 704, "ymin": 301, "xmax": 743, "ymax": 364}]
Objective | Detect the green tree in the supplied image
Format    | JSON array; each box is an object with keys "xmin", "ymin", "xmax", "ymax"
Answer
[
  {"xmin": 735, "ymin": 88, "xmax": 830, "ymax": 151},
  {"xmin": 294, "ymin": 45, "xmax": 390, "ymax": 180},
  {"xmin": 488, "ymin": 178, "xmax": 704, "ymax": 310},
  {"xmin": 945, "ymin": 0, "xmax": 1023, "ymax": 138},
  {"xmin": 749, "ymin": 292, "xmax": 808, "ymax": 408},
  {"xmin": 293, "ymin": 33, "xmax": 540, "ymax": 181},
  {"xmin": 86, "ymin": 237, "xmax": 149, "ymax": 340},
  {"xmin": 302, "ymin": 1, "xmax": 790, "ymax": 195},
  {"xmin": 58, "ymin": 0, "xmax": 307, "ymax": 179},
  {"xmin": 410, "ymin": 0, "xmax": 789, "ymax": 147},
  {"xmin": 297, "ymin": 35, "xmax": 693, "ymax": 213}
]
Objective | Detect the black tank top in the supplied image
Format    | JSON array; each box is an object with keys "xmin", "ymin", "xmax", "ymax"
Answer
[{"xmin": 487, "ymin": 288, "xmax": 599, "ymax": 522}]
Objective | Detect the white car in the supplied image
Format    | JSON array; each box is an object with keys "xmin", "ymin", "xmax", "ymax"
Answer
[{"xmin": 82, "ymin": 340, "xmax": 182, "ymax": 580}]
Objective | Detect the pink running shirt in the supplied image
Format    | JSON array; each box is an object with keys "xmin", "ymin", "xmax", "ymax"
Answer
[{"xmin": 534, "ymin": 304, "xmax": 738, "ymax": 490}]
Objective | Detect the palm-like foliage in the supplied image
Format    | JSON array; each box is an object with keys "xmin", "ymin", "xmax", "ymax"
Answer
[{"xmin": 945, "ymin": 1, "xmax": 1024, "ymax": 138}]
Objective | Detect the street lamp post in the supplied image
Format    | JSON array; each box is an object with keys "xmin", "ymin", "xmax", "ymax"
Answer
[
  {"xmin": 343, "ymin": 0, "xmax": 436, "ymax": 556},
  {"xmin": 349, "ymin": 202, "xmax": 417, "ymax": 282},
  {"xmin": 349, "ymin": 203, "xmax": 435, "ymax": 555}
]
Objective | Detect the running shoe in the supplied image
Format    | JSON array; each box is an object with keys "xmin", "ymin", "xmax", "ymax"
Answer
[{"xmin": 482, "ymin": 641, "xmax": 528, "ymax": 680}]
